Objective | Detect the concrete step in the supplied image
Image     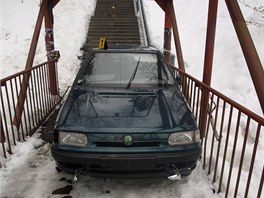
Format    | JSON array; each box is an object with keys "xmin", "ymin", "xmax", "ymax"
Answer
[
  {"xmin": 96, "ymin": 5, "xmax": 134, "ymax": 9},
  {"xmin": 86, "ymin": 37, "xmax": 139, "ymax": 43},
  {"xmin": 95, "ymin": 5, "xmax": 134, "ymax": 9},
  {"xmin": 86, "ymin": 32, "xmax": 139, "ymax": 38},
  {"xmin": 89, "ymin": 25, "xmax": 138, "ymax": 29},
  {"xmin": 85, "ymin": 37, "xmax": 140, "ymax": 43},
  {"xmin": 95, "ymin": 5, "xmax": 134, "ymax": 8},
  {"xmin": 86, "ymin": 33, "xmax": 139, "ymax": 37},
  {"xmin": 95, "ymin": 6, "xmax": 134, "ymax": 10},
  {"xmin": 88, "ymin": 23, "xmax": 139, "ymax": 28},
  {"xmin": 82, "ymin": 0, "xmax": 141, "ymax": 51},
  {"xmin": 87, "ymin": 33, "xmax": 139, "ymax": 38},
  {"xmin": 87, "ymin": 32, "xmax": 139, "ymax": 37},
  {"xmin": 96, "ymin": 0, "xmax": 133, "ymax": 3},
  {"xmin": 95, "ymin": 7, "xmax": 135, "ymax": 10},
  {"xmin": 90, "ymin": 17, "xmax": 137, "ymax": 24},
  {"xmin": 88, "ymin": 28, "xmax": 139, "ymax": 33},
  {"xmin": 83, "ymin": 43, "xmax": 140, "ymax": 50},
  {"xmin": 94, "ymin": 11, "xmax": 135, "ymax": 15},
  {"xmin": 85, "ymin": 38, "xmax": 140, "ymax": 43},
  {"xmin": 94, "ymin": 13, "xmax": 136, "ymax": 17},
  {"xmin": 94, "ymin": 10, "xmax": 135, "ymax": 14},
  {"xmin": 94, "ymin": 0, "xmax": 135, "ymax": 15},
  {"xmin": 96, "ymin": 1, "xmax": 134, "ymax": 5}
]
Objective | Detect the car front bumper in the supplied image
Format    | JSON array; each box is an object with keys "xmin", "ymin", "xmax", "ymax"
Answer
[{"xmin": 51, "ymin": 144, "xmax": 202, "ymax": 178}]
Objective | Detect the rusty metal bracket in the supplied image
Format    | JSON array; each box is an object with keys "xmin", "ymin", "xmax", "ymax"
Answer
[{"xmin": 200, "ymin": 0, "xmax": 219, "ymax": 138}]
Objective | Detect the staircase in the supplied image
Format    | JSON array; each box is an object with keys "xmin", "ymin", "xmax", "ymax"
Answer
[{"xmin": 82, "ymin": 0, "xmax": 141, "ymax": 51}]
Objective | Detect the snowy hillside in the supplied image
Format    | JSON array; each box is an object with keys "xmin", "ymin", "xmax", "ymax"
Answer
[
  {"xmin": 144, "ymin": 0, "xmax": 264, "ymax": 116},
  {"xmin": 0, "ymin": 0, "xmax": 96, "ymax": 91}
]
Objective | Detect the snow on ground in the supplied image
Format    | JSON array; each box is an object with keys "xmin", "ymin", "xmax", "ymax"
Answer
[
  {"xmin": 0, "ymin": 133, "xmax": 217, "ymax": 198},
  {"xmin": 0, "ymin": 0, "xmax": 263, "ymax": 197}
]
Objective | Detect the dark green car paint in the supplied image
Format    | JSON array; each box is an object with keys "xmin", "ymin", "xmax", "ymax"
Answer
[{"xmin": 52, "ymin": 48, "xmax": 201, "ymax": 177}]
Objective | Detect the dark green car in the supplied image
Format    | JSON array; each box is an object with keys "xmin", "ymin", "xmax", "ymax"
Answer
[{"xmin": 51, "ymin": 47, "xmax": 201, "ymax": 180}]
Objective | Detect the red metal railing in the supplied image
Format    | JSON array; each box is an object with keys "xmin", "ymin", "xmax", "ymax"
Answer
[
  {"xmin": 0, "ymin": 57, "xmax": 263, "ymax": 197},
  {"xmin": 0, "ymin": 59, "xmax": 61, "ymax": 159},
  {"xmin": 172, "ymin": 66, "xmax": 264, "ymax": 198}
]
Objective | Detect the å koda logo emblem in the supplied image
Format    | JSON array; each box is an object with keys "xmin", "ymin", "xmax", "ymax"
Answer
[{"xmin": 123, "ymin": 135, "xmax": 134, "ymax": 146}]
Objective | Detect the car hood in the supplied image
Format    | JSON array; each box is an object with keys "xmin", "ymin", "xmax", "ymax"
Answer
[{"xmin": 56, "ymin": 87, "xmax": 197, "ymax": 133}]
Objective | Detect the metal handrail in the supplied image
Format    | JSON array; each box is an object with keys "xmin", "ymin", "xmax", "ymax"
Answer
[
  {"xmin": 173, "ymin": 66, "xmax": 264, "ymax": 124},
  {"xmin": 136, "ymin": 0, "xmax": 150, "ymax": 46},
  {"xmin": 171, "ymin": 65, "xmax": 263, "ymax": 197},
  {"xmin": 0, "ymin": 59, "xmax": 61, "ymax": 160}
]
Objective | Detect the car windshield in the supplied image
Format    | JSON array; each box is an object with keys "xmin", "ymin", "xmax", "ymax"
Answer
[{"xmin": 77, "ymin": 52, "xmax": 175, "ymax": 88}]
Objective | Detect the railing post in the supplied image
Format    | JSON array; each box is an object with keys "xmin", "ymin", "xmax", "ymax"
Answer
[
  {"xmin": 0, "ymin": 95, "xmax": 2, "ymax": 143},
  {"xmin": 25, "ymin": 1, "xmax": 48, "ymax": 70},
  {"xmin": 200, "ymin": 0, "xmax": 219, "ymax": 138},
  {"xmin": 155, "ymin": 0, "xmax": 185, "ymax": 71},
  {"xmin": 13, "ymin": 0, "xmax": 60, "ymax": 128},
  {"xmin": 163, "ymin": 13, "xmax": 172, "ymax": 63},
  {"xmin": 13, "ymin": 0, "xmax": 47, "ymax": 128},
  {"xmin": 225, "ymin": 0, "xmax": 264, "ymax": 114},
  {"xmin": 0, "ymin": 117, "xmax": 4, "ymax": 145},
  {"xmin": 45, "ymin": 0, "xmax": 60, "ymax": 95},
  {"xmin": 167, "ymin": 1, "xmax": 185, "ymax": 71}
]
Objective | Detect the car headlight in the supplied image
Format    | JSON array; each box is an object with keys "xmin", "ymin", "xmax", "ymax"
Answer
[
  {"xmin": 59, "ymin": 132, "xmax": 88, "ymax": 147},
  {"xmin": 168, "ymin": 130, "xmax": 200, "ymax": 146}
]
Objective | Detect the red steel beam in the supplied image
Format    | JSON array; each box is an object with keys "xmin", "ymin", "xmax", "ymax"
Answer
[
  {"xmin": 200, "ymin": 0, "xmax": 219, "ymax": 138},
  {"xmin": 163, "ymin": 13, "xmax": 172, "ymax": 63},
  {"xmin": 13, "ymin": 0, "xmax": 60, "ymax": 128},
  {"xmin": 155, "ymin": 0, "xmax": 185, "ymax": 71},
  {"xmin": 13, "ymin": 0, "xmax": 47, "ymax": 128},
  {"xmin": 225, "ymin": 0, "xmax": 264, "ymax": 114},
  {"xmin": 44, "ymin": 0, "xmax": 59, "ymax": 95},
  {"xmin": 25, "ymin": 0, "xmax": 47, "ymax": 70},
  {"xmin": 168, "ymin": 1, "xmax": 185, "ymax": 71},
  {"xmin": 202, "ymin": 0, "xmax": 219, "ymax": 86},
  {"xmin": 50, "ymin": 0, "xmax": 60, "ymax": 8}
]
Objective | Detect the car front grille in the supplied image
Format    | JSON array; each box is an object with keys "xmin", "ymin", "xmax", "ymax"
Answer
[{"xmin": 95, "ymin": 141, "xmax": 160, "ymax": 147}]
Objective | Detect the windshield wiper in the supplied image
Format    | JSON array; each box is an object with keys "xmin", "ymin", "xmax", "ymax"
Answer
[{"xmin": 126, "ymin": 57, "xmax": 141, "ymax": 89}]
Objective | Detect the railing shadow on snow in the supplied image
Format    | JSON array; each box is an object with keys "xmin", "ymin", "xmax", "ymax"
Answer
[{"xmin": 171, "ymin": 66, "xmax": 263, "ymax": 198}]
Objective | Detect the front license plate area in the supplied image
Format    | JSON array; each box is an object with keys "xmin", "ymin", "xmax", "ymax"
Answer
[{"xmin": 101, "ymin": 158, "xmax": 156, "ymax": 170}]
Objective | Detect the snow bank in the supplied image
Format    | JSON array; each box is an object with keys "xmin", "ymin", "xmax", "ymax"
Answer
[
  {"xmin": 53, "ymin": 0, "xmax": 96, "ymax": 91},
  {"xmin": 0, "ymin": 0, "xmax": 96, "ymax": 92}
]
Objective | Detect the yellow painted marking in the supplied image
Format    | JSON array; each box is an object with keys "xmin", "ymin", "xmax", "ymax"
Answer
[{"xmin": 99, "ymin": 38, "xmax": 106, "ymax": 49}]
